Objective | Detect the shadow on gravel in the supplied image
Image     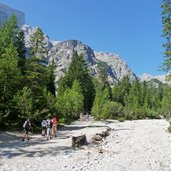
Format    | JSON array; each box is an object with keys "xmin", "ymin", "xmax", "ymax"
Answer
[
  {"xmin": 0, "ymin": 131, "xmax": 76, "ymax": 159},
  {"xmin": 61, "ymin": 125, "xmax": 108, "ymax": 131},
  {"xmin": 1, "ymin": 145, "xmax": 74, "ymax": 159},
  {"xmin": 114, "ymin": 128, "xmax": 133, "ymax": 131},
  {"xmin": 0, "ymin": 123, "xmax": 109, "ymax": 159}
]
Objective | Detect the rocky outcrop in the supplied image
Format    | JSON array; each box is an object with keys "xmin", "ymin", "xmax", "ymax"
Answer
[
  {"xmin": 48, "ymin": 40, "xmax": 137, "ymax": 85},
  {"xmin": 94, "ymin": 52, "xmax": 137, "ymax": 82},
  {"xmin": 139, "ymin": 73, "xmax": 170, "ymax": 84},
  {"xmin": 21, "ymin": 24, "xmax": 137, "ymax": 85},
  {"xmin": 19, "ymin": 21, "xmax": 137, "ymax": 85},
  {"xmin": 21, "ymin": 25, "xmax": 53, "ymax": 49},
  {"xmin": 0, "ymin": 3, "xmax": 25, "ymax": 27}
]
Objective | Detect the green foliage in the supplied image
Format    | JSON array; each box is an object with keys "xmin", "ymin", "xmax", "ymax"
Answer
[
  {"xmin": 16, "ymin": 30, "xmax": 26, "ymax": 74},
  {"xmin": 161, "ymin": 0, "xmax": 171, "ymax": 71},
  {"xmin": 56, "ymin": 80, "xmax": 84, "ymax": 120},
  {"xmin": 101, "ymin": 101, "xmax": 123, "ymax": 119},
  {"xmin": 0, "ymin": 15, "xmax": 18, "ymax": 55},
  {"xmin": 161, "ymin": 86, "xmax": 171, "ymax": 117},
  {"xmin": 168, "ymin": 121, "xmax": 171, "ymax": 133},
  {"xmin": 92, "ymin": 85, "xmax": 112, "ymax": 119},
  {"xmin": 13, "ymin": 87, "xmax": 33, "ymax": 119},
  {"xmin": 29, "ymin": 27, "xmax": 48, "ymax": 60},
  {"xmin": 57, "ymin": 51, "xmax": 95, "ymax": 112},
  {"xmin": 0, "ymin": 43, "xmax": 21, "ymax": 102},
  {"xmin": 112, "ymin": 76, "xmax": 131, "ymax": 105},
  {"xmin": 46, "ymin": 60, "xmax": 56, "ymax": 96},
  {"xmin": 0, "ymin": 16, "xmax": 56, "ymax": 128}
]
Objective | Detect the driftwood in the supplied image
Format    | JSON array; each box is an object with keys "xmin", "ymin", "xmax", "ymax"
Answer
[
  {"xmin": 92, "ymin": 127, "xmax": 111, "ymax": 143},
  {"xmin": 72, "ymin": 134, "xmax": 87, "ymax": 147}
]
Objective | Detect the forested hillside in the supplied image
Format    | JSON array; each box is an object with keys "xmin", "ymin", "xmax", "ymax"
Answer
[{"xmin": 0, "ymin": 16, "xmax": 171, "ymax": 130}]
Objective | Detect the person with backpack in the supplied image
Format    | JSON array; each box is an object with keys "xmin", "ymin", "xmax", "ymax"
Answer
[
  {"xmin": 46, "ymin": 118, "xmax": 53, "ymax": 140},
  {"xmin": 41, "ymin": 118, "xmax": 47, "ymax": 136},
  {"xmin": 51, "ymin": 115, "xmax": 58, "ymax": 137},
  {"xmin": 22, "ymin": 119, "xmax": 31, "ymax": 141}
]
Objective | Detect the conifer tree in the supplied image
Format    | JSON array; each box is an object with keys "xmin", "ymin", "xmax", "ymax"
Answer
[
  {"xmin": 161, "ymin": 0, "xmax": 171, "ymax": 71},
  {"xmin": 16, "ymin": 30, "xmax": 26, "ymax": 74},
  {"xmin": 57, "ymin": 51, "xmax": 95, "ymax": 112},
  {"xmin": 0, "ymin": 15, "xmax": 18, "ymax": 56}
]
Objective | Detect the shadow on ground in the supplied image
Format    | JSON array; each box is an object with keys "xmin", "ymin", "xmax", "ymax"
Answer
[{"xmin": 0, "ymin": 121, "xmax": 119, "ymax": 159}]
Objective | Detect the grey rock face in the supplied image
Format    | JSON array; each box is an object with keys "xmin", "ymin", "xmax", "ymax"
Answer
[
  {"xmin": 21, "ymin": 25, "xmax": 137, "ymax": 85},
  {"xmin": 139, "ymin": 73, "xmax": 171, "ymax": 85},
  {"xmin": 20, "ymin": 24, "xmax": 138, "ymax": 85},
  {"xmin": 48, "ymin": 40, "xmax": 98, "ymax": 84},
  {"xmin": 21, "ymin": 24, "xmax": 53, "ymax": 49},
  {"xmin": 94, "ymin": 52, "xmax": 137, "ymax": 82},
  {"xmin": 0, "ymin": 3, "xmax": 25, "ymax": 27},
  {"xmin": 21, "ymin": 25, "xmax": 53, "ymax": 59},
  {"xmin": 49, "ymin": 40, "xmax": 137, "ymax": 85}
]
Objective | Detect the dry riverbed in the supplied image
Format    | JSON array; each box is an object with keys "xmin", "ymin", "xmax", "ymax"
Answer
[{"xmin": 0, "ymin": 119, "xmax": 171, "ymax": 171}]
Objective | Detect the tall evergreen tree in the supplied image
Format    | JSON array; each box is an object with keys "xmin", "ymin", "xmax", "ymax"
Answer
[
  {"xmin": 57, "ymin": 51, "xmax": 95, "ymax": 112},
  {"xmin": 0, "ymin": 15, "xmax": 18, "ymax": 56},
  {"xmin": 0, "ymin": 43, "xmax": 21, "ymax": 123},
  {"xmin": 24, "ymin": 28, "xmax": 50, "ymax": 118},
  {"xmin": 161, "ymin": 0, "xmax": 171, "ymax": 71},
  {"xmin": 16, "ymin": 30, "xmax": 26, "ymax": 74},
  {"xmin": 46, "ymin": 60, "xmax": 56, "ymax": 96}
]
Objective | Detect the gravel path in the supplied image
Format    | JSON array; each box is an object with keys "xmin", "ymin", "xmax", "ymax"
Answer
[{"xmin": 0, "ymin": 119, "xmax": 171, "ymax": 171}]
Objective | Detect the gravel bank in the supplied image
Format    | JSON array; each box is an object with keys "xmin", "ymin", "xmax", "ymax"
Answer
[{"xmin": 0, "ymin": 119, "xmax": 171, "ymax": 171}]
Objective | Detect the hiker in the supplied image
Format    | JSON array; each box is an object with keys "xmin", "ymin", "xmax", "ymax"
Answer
[
  {"xmin": 51, "ymin": 115, "xmax": 58, "ymax": 137},
  {"xmin": 80, "ymin": 112, "xmax": 84, "ymax": 122},
  {"xmin": 46, "ymin": 118, "xmax": 53, "ymax": 140},
  {"xmin": 41, "ymin": 118, "xmax": 47, "ymax": 136},
  {"xmin": 86, "ymin": 113, "xmax": 89, "ymax": 122},
  {"xmin": 22, "ymin": 119, "xmax": 31, "ymax": 141}
]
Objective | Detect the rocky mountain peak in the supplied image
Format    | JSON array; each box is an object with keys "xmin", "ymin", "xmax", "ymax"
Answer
[
  {"xmin": 0, "ymin": 3, "xmax": 25, "ymax": 27},
  {"xmin": 94, "ymin": 52, "xmax": 137, "ymax": 82}
]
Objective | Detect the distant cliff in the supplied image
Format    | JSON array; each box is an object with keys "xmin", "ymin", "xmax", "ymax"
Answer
[
  {"xmin": 21, "ymin": 25, "xmax": 138, "ymax": 85},
  {"xmin": 48, "ymin": 40, "xmax": 137, "ymax": 85},
  {"xmin": 0, "ymin": 3, "xmax": 25, "ymax": 27}
]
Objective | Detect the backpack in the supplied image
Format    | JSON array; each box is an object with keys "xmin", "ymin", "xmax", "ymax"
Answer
[
  {"xmin": 23, "ymin": 120, "xmax": 30, "ymax": 129},
  {"xmin": 41, "ymin": 120, "xmax": 47, "ymax": 127},
  {"xmin": 52, "ymin": 117, "xmax": 57, "ymax": 124},
  {"xmin": 46, "ymin": 119, "xmax": 52, "ymax": 128}
]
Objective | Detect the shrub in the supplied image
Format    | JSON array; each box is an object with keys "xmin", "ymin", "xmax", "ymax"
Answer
[
  {"xmin": 101, "ymin": 101, "xmax": 123, "ymax": 119},
  {"xmin": 168, "ymin": 122, "xmax": 171, "ymax": 133}
]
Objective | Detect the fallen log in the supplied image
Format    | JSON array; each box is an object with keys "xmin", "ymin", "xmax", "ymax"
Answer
[
  {"xmin": 72, "ymin": 134, "xmax": 87, "ymax": 147},
  {"xmin": 92, "ymin": 128, "xmax": 111, "ymax": 143}
]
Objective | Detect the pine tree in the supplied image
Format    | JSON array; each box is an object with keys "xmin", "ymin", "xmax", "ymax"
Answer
[
  {"xmin": 56, "ymin": 80, "xmax": 84, "ymax": 119},
  {"xmin": 161, "ymin": 0, "xmax": 171, "ymax": 71},
  {"xmin": 0, "ymin": 43, "xmax": 21, "ymax": 123},
  {"xmin": 13, "ymin": 87, "xmax": 33, "ymax": 119},
  {"xmin": 16, "ymin": 30, "xmax": 26, "ymax": 74},
  {"xmin": 24, "ymin": 28, "xmax": 50, "ymax": 118},
  {"xmin": 0, "ymin": 15, "xmax": 18, "ymax": 56},
  {"xmin": 57, "ymin": 51, "xmax": 95, "ymax": 112},
  {"xmin": 46, "ymin": 60, "xmax": 56, "ymax": 96}
]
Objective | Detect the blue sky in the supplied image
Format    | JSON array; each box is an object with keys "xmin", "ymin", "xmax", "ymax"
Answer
[{"xmin": 0, "ymin": 0, "xmax": 165, "ymax": 76}]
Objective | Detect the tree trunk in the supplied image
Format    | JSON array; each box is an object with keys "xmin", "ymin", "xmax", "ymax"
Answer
[{"xmin": 72, "ymin": 134, "xmax": 87, "ymax": 147}]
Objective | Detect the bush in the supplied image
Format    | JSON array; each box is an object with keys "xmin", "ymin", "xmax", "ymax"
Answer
[
  {"xmin": 101, "ymin": 101, "xmax": 123, "ymax": 119},
  {"xmin": 146, "ymin": 110, "xmax": 161, "ymax": 119},
  {"xmin": 168, "ymin": 122, "xmax": 171, "ymax": 133},
  {"xmin": 123, "ymin": 108, "xmax": 161, "ymax": 120}
]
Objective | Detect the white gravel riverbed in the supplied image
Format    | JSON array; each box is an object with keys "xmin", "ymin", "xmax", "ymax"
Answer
[{"xmin": 0, "ymin": 119, "xmax": 171, "ymax": 171}]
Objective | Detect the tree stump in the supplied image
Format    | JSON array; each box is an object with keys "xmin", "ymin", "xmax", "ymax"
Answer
[{"xmin": 72, "ymin": 134, "xmax": 87, "ymax": 147}]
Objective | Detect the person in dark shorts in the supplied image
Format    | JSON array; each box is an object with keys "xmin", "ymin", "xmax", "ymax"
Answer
[{"xmin": 22, "ymin": 119, "xmax": 31, "ymax": 141}]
